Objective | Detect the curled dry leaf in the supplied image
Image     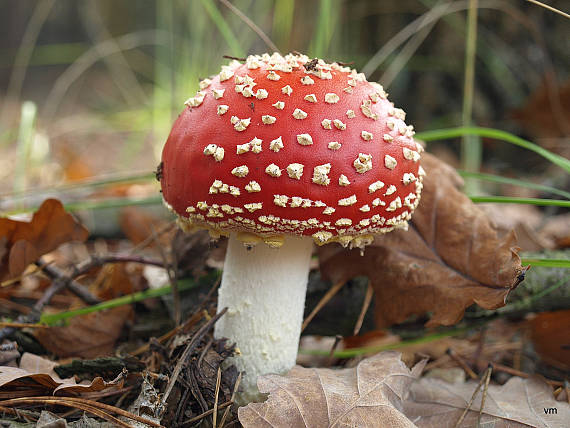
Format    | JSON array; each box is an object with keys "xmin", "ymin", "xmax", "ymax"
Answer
[
  {"xmin": 319, "ymin": 153, "xmax": 525, "ymax": 328},
  {"xmin": 239, "ymin": 351, "xmax": 425, "ymax": 428},
  {"xmin": 0, "ymin": 352, "xmax": 123, "ymax": 396},
  {"xmin": 403, "ymin": 376, "xmax": 570, "ymax": 428},
  {"xmin": 0, "ymin": 199, "xmax": 88, "ymax": 281}
]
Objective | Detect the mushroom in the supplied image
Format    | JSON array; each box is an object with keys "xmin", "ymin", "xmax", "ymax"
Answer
[{"xmin": 159, "ymin": 53, "xmax": 424, "ymax": 401}]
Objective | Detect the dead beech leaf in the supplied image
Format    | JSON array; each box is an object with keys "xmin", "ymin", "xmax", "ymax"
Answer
[
  {"xmin": 403, "ymin": 376, "xmax": 570, "ymax": 428},
  {"xmin": 0, "ymin": 199, "xmax": 89, "ymax": 281},
  {"xmin": 34, "ymin": 306, "xmax": 132, "ymax": 359},
  {"xmin": 318, "ymin": 153, "xmax": 525, "ymax": 328},
  {"xmin": 0, "ymin": 353, "xmax": 122, "ymax": 396},
  {"xmin": 239, "ymin": 351, "xmax": 425, "ymax": 428}
]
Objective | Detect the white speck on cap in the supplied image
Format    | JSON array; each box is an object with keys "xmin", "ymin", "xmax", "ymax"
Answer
[
  {"xmin": 213, "ymin": 147, "xmax": 224, "ymax": 162},
  {"xmin": 384, "ymin": 154, "xmax": 397, "ymax": 170},
  {"xmin": 313, "ymin": 231, "xmax": 333, "ymax": 244},
  {"xmin": 386, "ymin": 196, "xmax": 403, "ymax": 212},
  {"xmin": 234, "ymin": 117, "xmax": 251, "ymax": 132},
  {"xmin": 262, "ymin": 115, "xmax": 276, "ymax": 124},
  {"xmin": 256, "ymin": 89, "xmax": 269, "ymax": 99},
  {"xmin": 293, "ymin": 109, "xmax": 308, "ymax": 119},
  {"xmin": 231, "ymin": 165, "xmax": 249, "ymax": 177},
  {"xmin": 384, "ymin": 185, "xmax": 397, "ymax": 196},
  {"xmin": 325, "ymin": 93, "xmax": 340, "ymax": 104},
  {"xmin": 245, "ymin": 181, "xmax": 261, "ymax": 192},
  {"xmin": 265, "ymin": 163, "xmax": 282, "ymax": 177},
  {"xmin": 273, "ymin": 194, "xmax": 289, "ymax": 207},
  {"xmin": 312, "ymin": 163, "xmax": 331, "ymax": 185},
  {"xmin": 403, "ymin": 147, "xmax": 420, "ymax": 162},
  {"xmin": 212, "ymin": 88, "xmax": 225, "ymax": 99},
  {"xmin": 267, "ymin": 70, "xmax": 281, "ymax": 81},
  {"xmin": 346, "ymin": 110, "xmax": 356, "ymax": 118},
  {"xmin": 333, "ymin": 119, "xmax": 346, "ymax": 130},
  {"xmin": 269, "ymin": 137, "xmax": 284, "ymax": 152},
  {"xmin": 338, "ymin": 174, "xmax": 350, "ymax": 186},
  {"xmin": 321, "ymin": 119, "xmax": 332, "ymax": 130},
  {"xmin": 296, "ymin": 134, "xmax": 313, "ymax": 145},
  {"xmin": 244, "ymin": 202, "xmax": 262, "ymax": 212},
  {"xmin": 353, "ymin": 153, "xmax": 372, "ymax": 173},
  {"xmin": 286, "ymin": 163, "xmax": 304, "ymax": 179},
  {"xmin": 301, "ymin": 76, "xmax": 314, "ymax": 85},
  {"xmin": 273, "ymin": 101, "xmax": 285, "ymax": 110},
  {"xmin": 368, "ymin": 180, "xmax": 385, "ymax": 193},
  {"xmin": 328, "ymin": 141, "xmax": 342, "ymax": 150},
  {"xmin": 402, "ymin": 173, "xmax": 417, "ymax": 185},
  {"xmin": 217, "ymin": 105, "xmax": 229, "ymax": 115},
  {"xmin": 322, "ymin": 207, "xmax": 335, "ymax": 215},
  {"xmin": 361, "ymin": 131, "xmax": 373, "ymax": 141},
  {"xmin": 304, "ymin": 94, "xmax": 317, "ymax": 103},
  {"xmin": 249, "ymin": 137, "xmax": 263, "ymax": 153},
  {"xmin": 236, "ymin": 142, "xmax": 250, "ymax": 154},
  {"xmin": 281, "ymin": 85, "xmax": 293, "ymax": 95},
  {"xmin": 338, "ymin": 194, "xmax": 357, "ymax": 206},
  {"xmin": 335, "ymin": 218, "xmax": 352, "ymax": 227},
  {"xmin": 383, "ymin": 134, "xmax": 393, "ymax": 142},
  {"xmin": 359, "ymin": 205, "xmax": 370, "ymax": 212},
  {"xmin": 203, "ymin": 144, "xmax": 217, "ymax": 156},
  {"xmin": 199, "ymin": 78, "xmax": 212, "ymax": 90}
]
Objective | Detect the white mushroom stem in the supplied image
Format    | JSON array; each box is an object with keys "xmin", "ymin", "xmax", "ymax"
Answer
[{"xmin": 214, "ymin": 233, "xmax": 314, "ymax": 402}]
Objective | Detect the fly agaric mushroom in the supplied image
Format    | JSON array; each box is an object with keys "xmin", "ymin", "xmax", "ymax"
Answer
[{"xmin": 160, "ymin": 53, "xmax": 424, "ymax": 400}]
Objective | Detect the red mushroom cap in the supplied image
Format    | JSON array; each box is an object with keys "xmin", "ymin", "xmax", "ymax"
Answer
[{"xmin": 160, "ymin": 53, "xmax": 425, "ymax": 249}]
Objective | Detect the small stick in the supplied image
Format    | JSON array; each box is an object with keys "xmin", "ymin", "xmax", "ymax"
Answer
[
  {"xmin": 213, "ymin": 366, "xmax": 222, "ymax": 428},
  {"xmin": 447, "ymin": 348, "xmax": 478, "ymax": 380},
  {"xmin": 219, "ymin": 0, "xmax": 280, "ymax": 53},
  {"xmin": 0, "ymin": 322, "xmax": 48, "ymax": 329},
  {"xmin": 477, "ymin": 365, "xmax": 493, "ymax": 427},
  {"xmin": 35, "ymin": 258, "xmax": 101, "ymax": 305},
  {"xmin": 326, "ymin": 335, "xmax": 343, "ymax": 367},
  {"xmin": 353, "ymin": 281, "xmax": 373, "ymax": 336},
  {"xmin": 71, "ymin": 255, "xmax": 164, "ymax": 279},
  {"xmin": 182, "ymin": 401, "xmax": 233, "ymax": 426},
  {"xmin": 453, "ymin": 365, "xmax": 491, "ymax": 428},
  {"xmin": 222, "ymin": 55, "xmax": 246, "ymax": 62},
  {"xmin": 302, "ymin": 280, "xmax": 346, "ymax": 332},
  {"xmin": 219, "ymin": 372, "xmax": 242, "ymax": 428}
]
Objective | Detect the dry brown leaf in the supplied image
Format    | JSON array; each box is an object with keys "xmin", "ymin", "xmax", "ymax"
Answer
[
  {"xmin": 0, "ymin": 199, "xmax": 89, "ymax": 281},
  {"xmin": 0, "ymin": 353, "xmax": 122, "ymax": 396},
  {"xmin": 403, "ymin": 376, "xmax": 570, "ymax": 428},
  {"xmin": 239, "ymin": 351, "xmax": 425, "ymax": 428},
  {"xmin": 319, "ymin": 153, "xmax": 525, "ymax": 328},
  {"xmin": 33, "ymin": 306, "xmax": 132, "ymax": 359}
]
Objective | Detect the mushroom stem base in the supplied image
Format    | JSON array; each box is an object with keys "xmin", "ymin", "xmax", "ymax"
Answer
[{"xmin": 214, "ymin": 233, "xmax": 313, "ymax": 403}]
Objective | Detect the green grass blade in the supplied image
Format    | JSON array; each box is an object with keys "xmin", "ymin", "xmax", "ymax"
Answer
[
  {"xmin": 308, "ymin": 0, "xmax": 336, "ymax": 57},
  {"xmin": 520, "ymin": 259, "xmax": 570, "ymax": 268},
  {"xmin": 40, "ymin": 271, "xmax": 220, "ymax": 325},
  {"xmin": 415, "ymin": 127, "xmax": 570, "ymax": 173},
  {"xmin": 299, "ymin": 325, "xmax": 473, "ymax": 359},
  {"xmin": 13, "ymin": 101, "xmax": 37, "ymax": 194},
  {"xmin": 200, "ymin": 0, "xmax": 245, "ymax": 57},
  {"xmin": 469, "ymin": 196, "xmax": 570, "ymax": 207},
  {"xmin": 458, "ymin": 170, "xmax": 570, "ymax": 200}
]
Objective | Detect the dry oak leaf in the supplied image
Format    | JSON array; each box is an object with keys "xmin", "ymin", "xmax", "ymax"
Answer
[
  {"xmin": 0, "ymin": 352, "xmax": 122, "ymax": 396},
  {"xmin": 239, "ymin": 351, "xmax": 426, "ymax": 428},
  {"xmin": 403, "ymin": 376, "xmax": 570, "ymax": 428},
  {"xmin": 318, "ymin": 153, "xmax": 525, "ymax": 328},
  {"xmin": 0, "ymin": 199, "xmax": 88, "ymax": 281},
  {"xmin": 34, "ymin": 305, "xmax": 132, "ymax": 359}
]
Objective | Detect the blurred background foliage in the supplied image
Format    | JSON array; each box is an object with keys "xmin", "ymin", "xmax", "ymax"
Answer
[{"xmin": 0, "ymin": 0, "xmax": 568, "ymax": 209}]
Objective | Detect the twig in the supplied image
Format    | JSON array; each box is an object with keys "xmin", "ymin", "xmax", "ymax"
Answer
[
  {"xmin": 447, "ymin": 348, "xmax": 478, "ymax": 380},
  {"xmin": 218, "ymin": 371, "xmax": 242, "ymax": 428},
  {"xmin": 219, "ymin": 0, "xmax": 280, "ymax": 53},
  {"xmin": 326, "ymin": 335, "xmax": 343, "ymax": 368},
  {"xmin": 161, "ymin": 308, "xmax": 228, "ymax": 407},
  {"xmin": 477, "ymin": 365, "xmax": 492, "ymax": 427},
  {"xmin": 353, "ymin": 281, "xmax": 373, "ymax": 336},
  {"xmin": 222, "ymin": 55, "xmax": 246, "ymax": 62},
  {"xmin": 71, "ymin": 254, "xmax": 165, "ymax": 279},
  {"xmin": 182, "ymin": 401, "xmax": 233, "ymax": 426},
  {"xmin": 36, "ymin": 258, "xmax": 101, "ymax": 305},
  {"xmin": 213, "ymin": 366, "xmax": 222, "ymax": 428},
  {"xmin": 453, "ymin": 365, "xmax": 492, "ymax": 428},
  {"xmin": 151, "ymin": 223, "xmax": 180, "ymax": 326},
  {"xmin": 0, "ymin": 322, "xmax": 48, "ymax": 329},
  {"xmin": 526, "ymin": 0, "xmax": 570, "ymax": 19},
  {"xmin": 302, "ymin": 280, "xmax": 346, "ymax": 332}
]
